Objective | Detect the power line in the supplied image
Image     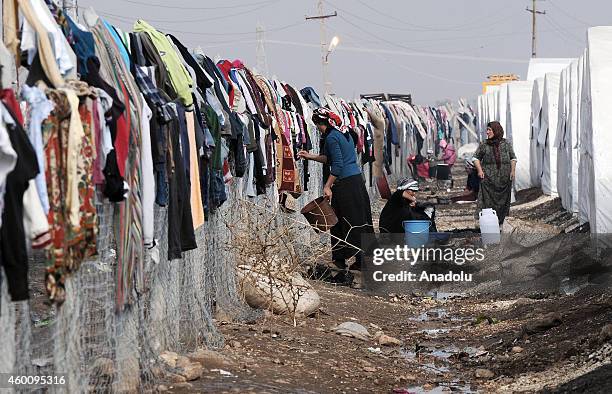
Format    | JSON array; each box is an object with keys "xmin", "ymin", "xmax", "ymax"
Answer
[
  {"xmin": 118, "ymin": 0, "xmax": 274, "ymax": 10},
  {"xmin": 264, "ymin": 39, "xmax": 529, "ymax": 64},
  {"xmin": 99, "ymin": 11, "xmax": 304, "ymax": 36},
  {"xmin": 97, "ymin": 1, "xmax": 278, "ymax": 24},
  {"xmin": 543, "ymin": 15, "xmax": 585, "ymax": 45},
  {"xmin": 331, "ymin": 0, "xmax": 519, "ymax": 34},
  {"xmin": 547, "ymin": 0, "xmax": 592, "ymax": 26}
]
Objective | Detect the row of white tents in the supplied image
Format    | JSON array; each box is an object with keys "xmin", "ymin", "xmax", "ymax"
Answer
[{"xmin": 477, "ymin": 26, "xmax": 612, "ymax": 234}]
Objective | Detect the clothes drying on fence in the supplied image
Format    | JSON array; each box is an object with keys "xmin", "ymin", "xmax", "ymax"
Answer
[{"xmin": 0, "ymin": 0, "xmax": 473, "ymax": 307}]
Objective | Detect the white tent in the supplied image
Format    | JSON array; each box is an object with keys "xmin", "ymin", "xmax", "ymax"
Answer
[
  {"xmin": 527, "ymin": 58, "xmax": 575, "ymax": 81},
  {"xmin": 568, "ymin": 58, "xmax": 582, "ymax": 214},
  {"xmin": 539, "ymin": 72, "xmax": 563, "ymax": 196},
  {"xmin": 497, "ymin": 83, "xmax": 509, "ymax": 133},
  {"xmin": 477, "ymin": 94, "xmax": 486, "ymax": 136},
  {"xmin": 578, "ymin": 54, "xmax": 590, "ymax": 224},
  {"xmin": 555, "ymin": 66, "xmax": 570, "ymax": 208},
  {"xmin": 505, "ymin": 80, "xmax": 535, "ymax": 192},
  {"xmin": 530, "ymin": 78, "xmax": 545, "ymax": 188},
  {"xmin": 486, "ymin": 87, "xmax": 499, "ymax": 124},
  {"xmin": 580, "ymin": 27, "xmax": 612, "ymax": 233}
]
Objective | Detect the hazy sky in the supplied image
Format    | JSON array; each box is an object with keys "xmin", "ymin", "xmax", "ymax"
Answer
[{"xmin": 76, "ymin": 0, "xmax": 608, "ymax": 105}]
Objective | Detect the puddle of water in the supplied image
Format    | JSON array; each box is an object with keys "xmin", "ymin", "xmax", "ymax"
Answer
[
  {"xmin": 427, "ymin": 291, "xmax": 467, "ymax": 300},
  {"xmin": 394, "ymin": 382, "xmax": 476, "ymax": 394},
  {"xmin": 420, "ymin": 328, "xmax": 451, "ymax": 336},
  {"xmin": 410, "ymin": 308, "xmax": 448, "ymax": 322},
  {"xmin": 401, "ymin": 345, "xmax": 486, "ymax": 361}
]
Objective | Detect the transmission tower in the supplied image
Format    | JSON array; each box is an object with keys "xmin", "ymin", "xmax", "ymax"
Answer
[{"xmin": 255, "ymin": 23, "xmax": 269, "ymax": 77}]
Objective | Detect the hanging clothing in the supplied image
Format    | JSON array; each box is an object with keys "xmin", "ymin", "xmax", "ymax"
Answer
[
  {"xmin": 0, "ymin": 103, "xmax": 39, "ymax": 301},
  {"xmin": 21, "ymin": 85, "xmax": 54, "ymax": 214},
  {"xmin": 133, "ymin": 20, "xmax": 193, "ymax": 107}
]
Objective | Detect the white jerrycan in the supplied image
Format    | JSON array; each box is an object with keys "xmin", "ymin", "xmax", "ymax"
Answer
[{"xmin": 479, "ymin": 208, "xmax": 501, "ymax": 245}]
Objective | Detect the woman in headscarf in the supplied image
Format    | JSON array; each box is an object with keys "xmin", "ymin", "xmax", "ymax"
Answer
[
  {"xmin": 439, "ymin": 139, "xmax": 457, "ymax": 167},
  {"xmin": 473, "ymin": 121, "xmax": 517, "ymax": 225},
  {"xmin": 298, "ymin": 108, "xmax": 373, "ymax": 272},
  {"xmin": 379, "ymin": 178, "xmax": 437, "ymax": 234}
]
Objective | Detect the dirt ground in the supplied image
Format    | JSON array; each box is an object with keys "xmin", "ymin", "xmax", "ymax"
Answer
[
  {"xmin": 170, "ymin": 284, "xmax": 611, "ymax": 394},
  {"xmin": 166, "ymin": 169, "xmax": 612, "ymax": 393}
]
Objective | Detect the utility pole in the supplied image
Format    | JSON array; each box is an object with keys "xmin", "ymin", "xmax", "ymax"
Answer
[
  {"xmin": 305, "ymin": 0, "xmax": 337, "ymax": 95},
  {"xmin": 526, "ymin": 0, "xmax": 546, "ymax": 58},
  {"xmin": 255, "ymin": 23, "xmax": 270, "ymax": 77}
]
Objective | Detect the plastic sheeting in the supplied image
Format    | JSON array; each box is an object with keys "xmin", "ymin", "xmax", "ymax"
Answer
[
  {"xmin": 505, "ymin": 81, "xmax": 534, "ymax": 192},
  {"xmin": 497, "ymin": 83, "xmax": 509, "ymax": 134},
  {"xmin": 526, "ymin": 58, "xmax": 574, "ymax": 81},
  {"xmin": 539, "ymin": 72, "xmax": 562, "ymax": 196},
  {"xmin": 581, "ymin": 27, "xmax": 612, "ymax": 233},
  {"xmin": 530, "ymin": 78, "xmax": 545, "ymax": 188},
  {"xmin": 555, "ymin": 66, "xmax": 570, "ymax": 208}
]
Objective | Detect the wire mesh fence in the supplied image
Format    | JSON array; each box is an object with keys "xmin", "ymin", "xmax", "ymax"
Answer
[{"xmin": 0, "ymin": 135, "xmax": 330, "ymax": 392}]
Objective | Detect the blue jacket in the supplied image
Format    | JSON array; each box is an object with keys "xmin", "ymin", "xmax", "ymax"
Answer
[{"xmin": 324, "ymin": 128, "xmax": 361, "ymax": 180}]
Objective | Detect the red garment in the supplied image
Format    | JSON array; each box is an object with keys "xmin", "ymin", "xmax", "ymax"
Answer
[
  {"xmin": 114, "ymin": 83, "xmax": 130, "ymax": 178},
  {"xmin": 216, "ymin": 60, "xmax": 235, "ymax": 108},
  {"xmin": 0, "ymin": 89, "xmax": 24, "ymax": 126}
]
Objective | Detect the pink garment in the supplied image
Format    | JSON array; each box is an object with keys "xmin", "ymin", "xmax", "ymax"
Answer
[
  {"xmin": 441, "ymin": 143, "xmax": 457, "ymax": 166},
  {"xmin": 91, "ymin": 98, "xmax": 104, "ymax": 185}
]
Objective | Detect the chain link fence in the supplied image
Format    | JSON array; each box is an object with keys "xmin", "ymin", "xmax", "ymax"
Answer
[{"xmin": 0, "ymin": 135, "xmax": 326, "ymax": 392}]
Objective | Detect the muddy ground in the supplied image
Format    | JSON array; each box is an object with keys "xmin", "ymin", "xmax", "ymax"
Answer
[
  {"xmin": 177, "ymin": 284, "xmax": 611, "ymax": 394},
  {"xmin": 167, "ymin": 169, "xmax": 611, "ymax": 393}
]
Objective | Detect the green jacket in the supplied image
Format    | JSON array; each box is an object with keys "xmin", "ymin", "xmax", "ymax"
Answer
[{"xmin": 134, "ymin": 20, "xmax": 193, "ymax": 107}]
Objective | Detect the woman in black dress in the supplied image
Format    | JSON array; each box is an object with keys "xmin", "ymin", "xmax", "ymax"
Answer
[{"xmin": 298, "ymin": 108, "xmax": 373, "ymax": 271}]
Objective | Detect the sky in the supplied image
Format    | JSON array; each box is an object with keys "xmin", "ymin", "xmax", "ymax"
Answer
[{"xmin": 74, "ymin": 0, "xmax": 610, "ymax": 105}]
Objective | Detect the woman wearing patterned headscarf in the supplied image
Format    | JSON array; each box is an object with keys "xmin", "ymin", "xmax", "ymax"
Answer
[
  {"xmin": 379, "ymin": 178, "xmax": 437, "ymax": 233},
  {"xmin": 298, "ymin": 107, "xmax": 373, "ymax": 272},
  {"xmin": 473, "ymin": 121, "xmax": 517, "ymax": 225}
]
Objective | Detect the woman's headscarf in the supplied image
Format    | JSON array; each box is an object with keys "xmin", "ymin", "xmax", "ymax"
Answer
[
  {"xmin": 397, "ymin": 177, "xmax": 419, "ymax": 191},
  {"xmin": 486, "ymin": 121, "xmax": 504, "ymax": 169},
  {"xmin": 312, "ymin": 107, "xmax": 343, "ymax": 129}
]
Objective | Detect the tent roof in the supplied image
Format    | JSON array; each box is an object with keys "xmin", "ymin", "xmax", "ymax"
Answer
[{"xmin": 526, "ymin": 58, "xmax": 575, "ymax": 81}]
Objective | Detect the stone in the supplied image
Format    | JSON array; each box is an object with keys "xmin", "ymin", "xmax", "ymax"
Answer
[
  {"xmin": 159, "ymin": 351, "xmax": 178, "ymax": 368},
  {"xmin": 173, "ymin": 383, "xmax": 194, "ymax": 389},
  {"xmin": 237, "ymin": 265, "xmax": 320, "ymax": 316},
  {"xmin": 475, "ymin": 368, "xmax": 495, "ymax": 379},
  {"xmin": 188, "ymin": 349, "xmax": 234, "ymax": 369},
  {"xmin": 166, "ymin": 373, "xmax": 186, "ymax": 383},
  {"xmin": 230, "ymin": 340, "xmax": 242, "ymax": 348},
  {"xmin": 92, "ymin": 357, "xmax": 114, "ymax": 376},
  {"xmin": 374, "ymin": 331, "xmax": 402, "ymax": 346},
  {"xmin": 178, "ymin": 362, "xmax": 203, "ymax": 381},
  {"xmin": 600, "ymin": 324, "xmax": 612, "ymax": 342},
  {"xmin": 176, "ymin": 356, "xmax": 191, "ymax": 369},
  {"xmin": 363, "ymin": 366, "xmax": 377, "ymax": 372},
  {"xmin": 511, "ymin": 346, "xmax": 524, "ymax": 353},
  {"xmin": 333, "ymin": 322, "xmax": 371, "ymax": 341},
  {"xmin": 522, "ymin": 313, "xmax": 562, "ymax": 335},
  {"xmin": 156, "ymin": 384, "xmax": 168, "ymax": 392}
]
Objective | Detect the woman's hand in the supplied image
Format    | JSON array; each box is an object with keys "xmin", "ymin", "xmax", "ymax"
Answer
[
  {"xmin": 478, "ymin": 170, "xmax": 485, "ymax": 179},
  {"xmin": 323, "ymin": 185, "xmax": 333, "ymax": 200},
  {"xmin": 297, "ymin": 150, "xmax": 311, "ymax": 160},
  {"xmin": 510, "ymin": 170, "xmax": 515, "ymax": 180}
]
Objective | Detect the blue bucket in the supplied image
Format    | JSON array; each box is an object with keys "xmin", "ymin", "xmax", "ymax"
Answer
[{"xmin": 403, "ymin": 220, "xmax": 430, "ymax": 248}]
